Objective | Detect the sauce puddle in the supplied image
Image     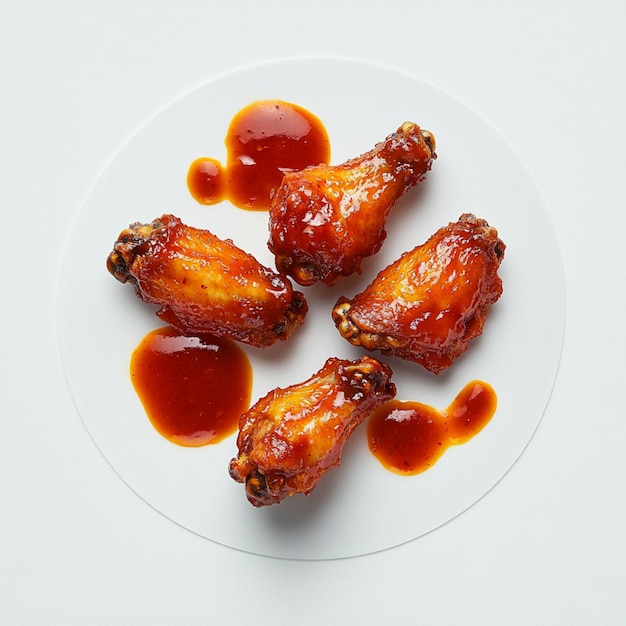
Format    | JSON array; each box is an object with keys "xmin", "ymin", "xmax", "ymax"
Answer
[
  {"xmin": 130, "ymin": 326, "xmax": 252, "ymax": 447},
  {"xmin": 187, "ymin": 99, "xmax": 330, "ymax": 210},
  {"xmin": 367, "ymin": 380, "xmax": 497, "ymax": 475}
]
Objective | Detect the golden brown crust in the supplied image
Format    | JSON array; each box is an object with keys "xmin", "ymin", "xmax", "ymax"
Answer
[
  {"xmin": 106, "ymin": 214, "xmax": 307, "ymax": 348},
  {"xmin": 267, "ymin": 122, "xmax": 436, "ymax": 286},
  {"xmin": 332, "ymin": 214, "xmax": 505, "ymax": 373},
  {"xmin": 228, "ymin": 356, "xmax": 396, "ymax": 506}
]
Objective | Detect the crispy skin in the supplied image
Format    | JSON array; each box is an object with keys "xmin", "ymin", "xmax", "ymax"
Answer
[
  {"xmin": 332, "ymin": 214, "xmax": 505, "ymax": 374},
  {"xmin": 106, "ymin": 214, "xmax": 307, "ymax": 348},
  {"xmin": 267, "ymin": 122, "xmax": 436, "ymax": 286},
  {"xmin": 229, "ymin": 356, "xmax": 396, "ymax": 507}
]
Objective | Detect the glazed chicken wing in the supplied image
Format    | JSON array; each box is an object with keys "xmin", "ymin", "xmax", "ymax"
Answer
[
  {"xmin": 267, "ymin": 122, "xmax": 436, "ymax": 286},
  {"xmin": 106, "ymin": 214, "xmax": 307, "ymax": 348},
  {"xmin": 332, "ymin": 214, "xmax": 505, "ymax": 374},
  {"xmin": 228, "ymin": 356, "xmax": 396, "ymax": 507}
]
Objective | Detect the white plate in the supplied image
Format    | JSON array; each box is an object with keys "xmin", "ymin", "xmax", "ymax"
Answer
[{"xmin": 57, "ymin": 57, "xmax": 565, "ymax": 560}]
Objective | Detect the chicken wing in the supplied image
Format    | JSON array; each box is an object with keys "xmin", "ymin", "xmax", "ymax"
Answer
[
  {"xmin": 106, "ymin": 214, "xmax": 307, "ymax": 348},
  {"xmin": 228, "ymin": 355, "xmax": 396, "ymax": 507},
  {"xmin": 267, "ymin": 122, "xmax": 436, "ymax": 286},
  {"xmin": 332, "ymin": 214, "xmax": 505, "ymax": 374}
]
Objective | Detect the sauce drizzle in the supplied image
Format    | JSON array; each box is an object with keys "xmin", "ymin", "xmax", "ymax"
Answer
[
  {"xmin": 130, "ymin": 326, "xmax": 252, "ymax": 447},
  {"xmin": 367, "ymin": 380, "xmax": 497, "ymax": 475},
  {"xmin": 187, "ymin": 99, "xmax": 330, "ymax": 211}
]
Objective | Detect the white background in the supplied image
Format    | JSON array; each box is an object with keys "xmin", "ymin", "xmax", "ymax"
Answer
[{"xmin": 1, "ymin": 1, "xmax": 624, "ymax": 624}]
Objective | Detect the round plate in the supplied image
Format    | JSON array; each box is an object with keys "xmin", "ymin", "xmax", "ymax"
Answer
[{"xmin": 57, "ymin": 57, "xmax": 564, "ymax": 560}]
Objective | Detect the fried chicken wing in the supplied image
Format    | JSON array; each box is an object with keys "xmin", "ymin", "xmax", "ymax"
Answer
[
  {"xmin": 228, "ymin": 355, "xmax": 396, "ymax": 507},
  {"xmin": 267, "ymin": 122, "xmax": 436, "ymax": 286},
  {"xmin": 106, "ymin": 214, "xmax": 307, "ymax": 348},
  {"xmin": 332, "ymin": 214, "xmax": 505, "ymax": 374}
]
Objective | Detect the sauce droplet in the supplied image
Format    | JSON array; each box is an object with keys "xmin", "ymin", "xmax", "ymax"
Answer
[
  {"xmin": 130, "ymin": 326, "xmax": 252, "ymax": 447},
  {"xmin": 187, "ymin": 157, "xmax": 225, "ymax": 205},
  {"xmin": 187, "ymin": 99, "xmax": 330, "ymax": 210},
  {"xmin": 367, "ymin": 380, "xmax": 497, "ymax": 475}
]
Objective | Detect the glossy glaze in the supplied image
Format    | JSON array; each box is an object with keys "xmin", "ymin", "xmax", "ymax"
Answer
[
  {"xmin": 333, "ymin": 214, "xmax": 505, "ymax": 373},
  {"xmin": 229, "ymin": 356, "xmax": 396, "ymax": 506},
  {"xmin": 106, "ymin": 214, "xmax": 308, "ymax": 348},
  {"xmin": 268, "ymin": 122, "xmax": 436, "ymax": 285}
]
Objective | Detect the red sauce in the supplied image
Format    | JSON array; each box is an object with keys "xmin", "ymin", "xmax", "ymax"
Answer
[
  {"xmin": 130, "ymin": 326, "xmax": 252, "ymax": 447},
  {"xmin": 187, "ymin": 157, "xmax": 225, "ymax": 205},
  {"xmin": 367, "ymin": 380, "xmax": 497, "ymax": 475},
  {"xmin": 187, "ymin": 100, "xmax": 330, "ymax": 210}
]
